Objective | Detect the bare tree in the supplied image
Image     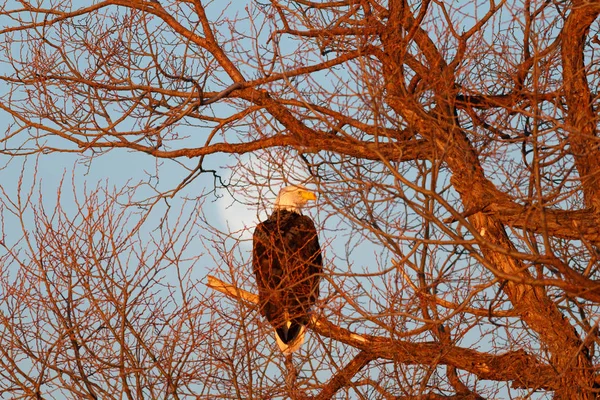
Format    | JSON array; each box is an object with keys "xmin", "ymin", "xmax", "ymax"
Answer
[{"xmin": 1, "ymin": 0, "xmax": 600, "ymax": 398}]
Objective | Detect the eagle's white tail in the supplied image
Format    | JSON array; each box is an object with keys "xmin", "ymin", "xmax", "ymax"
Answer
[{"xmin": 275, "ymin": 325, "xmax": 306, "ymax": 354}]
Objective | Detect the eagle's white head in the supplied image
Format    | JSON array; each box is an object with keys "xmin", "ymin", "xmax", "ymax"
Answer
[{"xmin": 274, "ymin": 185, "xmax": 317, "ymax": 213}]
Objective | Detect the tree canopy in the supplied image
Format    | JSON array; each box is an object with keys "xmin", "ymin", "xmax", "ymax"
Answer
[{"xmin": 1, "ymin": 1, "xmax": 600, "ymax": 399}]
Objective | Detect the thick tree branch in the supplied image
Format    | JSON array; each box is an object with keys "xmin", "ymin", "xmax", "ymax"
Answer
[
  {"xmin": 561, "ymin": 1, "xmax": 600, "ymax": 208},
  {"xmin": 379, "ymin": 2, "xmax": 597, "ymax": 396},
  {"xmin": 206, "ymin": 276, "xmax": 562, "ymax": 391}
]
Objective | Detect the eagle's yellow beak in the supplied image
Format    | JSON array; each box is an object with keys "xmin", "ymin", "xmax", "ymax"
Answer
[{"xmin": 300, "ymin": 190, "xmax": 317, "ymax": 201}]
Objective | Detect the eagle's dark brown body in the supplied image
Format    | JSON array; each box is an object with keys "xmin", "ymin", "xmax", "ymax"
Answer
[{"xmin": 252, "ymin": 209, "xmax": 322, "ymax": 351}]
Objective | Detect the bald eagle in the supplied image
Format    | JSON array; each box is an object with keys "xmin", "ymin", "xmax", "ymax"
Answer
[{"xmin": 252, "ymin": 185, "xmax": 323, "ymax": 354}]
